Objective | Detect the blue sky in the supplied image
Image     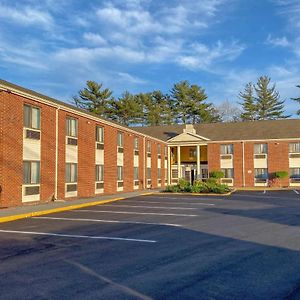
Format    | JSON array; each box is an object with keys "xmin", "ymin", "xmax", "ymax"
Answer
[{"xmin": 1, "ymin": 0, "xmax": 300, "ymax": 116}]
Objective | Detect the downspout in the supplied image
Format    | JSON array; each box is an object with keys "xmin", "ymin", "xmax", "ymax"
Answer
[
  {"xmin": 54, "ymin": 107, "xmax": 60, "ymax": 200},
  {"xmin": 242, "ymin": 141, "xmax": 245, "ymax": 187}
]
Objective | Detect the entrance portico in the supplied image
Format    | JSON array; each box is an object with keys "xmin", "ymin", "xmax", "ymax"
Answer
[{"xmin": 167, "ymin": 125, "xmax": 210, "ymax": 184}]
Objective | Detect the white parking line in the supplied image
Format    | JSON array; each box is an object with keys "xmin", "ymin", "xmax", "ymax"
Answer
[
  {"xmin": 122, "ymin": 201, "xmax": 215, "ymax": 206},
  {"xmin": 99, "ymin": 204, "xmax": 198, "ymax": 210},
  {"xmin": 263, "ymin": 190, "xmax": 266, "ymax": 194},
  {"xmin": 293, "ymin": 190, "xmax": 300, "ymax": 195},
  {"xmin": 33, "ymin": 216, "xmax": 182, "ymax": 227},
  {"xmin": 73, "ymin": 209, "xmax": 198, "ymax": 217},
  {"xmin": 0, "ymin": 229, "xmax": 156, "ymax": 243}
]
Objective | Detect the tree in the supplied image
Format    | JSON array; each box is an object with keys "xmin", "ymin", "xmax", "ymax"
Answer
[
  {"xmin": 217, "ymin": 99, "xmax": 241, "ymax": 122},
  {"xmin": 73, "ymin": 81, "xmax": 113, "ymax": 117},
  {"xmin": 239, "ymin": 83, "xmax": 257, "ymax": 121},
  {"xmin": 108, "ymin": 91, "xmax": 143, "ymax": 126},
  {"xmin": 138, "ymin": 91, "xmax": 174, "ymax": 126},
  {"xmin": 255, "ymin": 76, "xmax": 289, "ymax": 120},
  {"xmin": 292, "ymin": 85, "xmax": 300, "ymax": 115},
  {"xmin": 170, "ymin": 81, "xmax": 220, "ymax": 124}
]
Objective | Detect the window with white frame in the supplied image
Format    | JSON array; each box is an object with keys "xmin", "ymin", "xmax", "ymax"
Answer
[
  {"xmin": 147, "ymin": 167, "xmax": 151, "ymax": 180},
  {"xmin": 164, "ymin": 146, "xmax": 168, "ymax": 157},
  {"xmin": 96, "ymin": 126, "xmax": 104, "ymax": 143},
  {"xmin": 23, "ymin": 161, "xmax": 40, "ymax": 184},
  {"xmin": 157, "ymin": 168, "xmax": 161, "ymax": 179},
  {"xmin": 117, "ymin": 132, "xmax": 124, "ymax": 148},
  {"xmin": 220, "ymin": 144, "xmax": 233, "ymax": 154},
  {"xmin": 290, "ymin": 168, "xmax": 300, "ymax": 179},
  {"xmin": 254, "ymin": 143, "xmax": 268, "ymax": 154},
  {"xmin": 66, "ymin": 163, "xmax": 77, "ymax": 183},
  {"xmin": 147, "ymin": 141, "xmax": 151, "ymax": 153},
  {"xmin": 289, "ymin": 143, "xmax": 300, "ymax": 153},
  {"xmin": 66, "ymin": 118, "xmax": 77, "ymax": 137},
  {"xmin": 134, "ymin": 137, "xmax": 139, "ymax": 150},
  {"xmin": 117, "ymin": 166, "xmax": 123, "ymax": 181},
  {"xmin": 221, "ymin": 168, "xmax": 234, "ymax": 178},
  {"xmin": 157, "ymin": 144, "xmax": 161, "ymax": 155},
  {"xmin": 134, "ymin": 167, "xmax": 139, "ymax": 180},
  {"xmin": 254, "ymin": 168, "xmax": 268, "ymax": 179},
  {"xmin": 24, "ymin": 105, "xmax": 41, "ymax": 130},
  {"xmin": 96, "ymin": 165, "xmax": 104, "ymax": 182}
]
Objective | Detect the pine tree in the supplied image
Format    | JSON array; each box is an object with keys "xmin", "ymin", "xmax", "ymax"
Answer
[
  {"xmin": 73, "ymin": 81, "xmax": 113, "ymax": 117},
  {"xmin": 239, "ymin": 83, "xmax": 257, "ymax": 121},
  {"xmin": 292, "ymin": 85, "xmax": 300, "ymax": 115},
  {"xmin": 170, "ymin": 81, "xmax": 219, "ymax": 124},
  {"xmin": 255, "ymin": 76, "xmax": 289, "ymax": 120},
  {"xmin": 108, "ymin": 91, "xmax": 143, "ymax": 126}
]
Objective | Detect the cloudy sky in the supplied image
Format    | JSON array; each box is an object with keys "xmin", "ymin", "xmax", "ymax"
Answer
[{"xmin": 1, "ymin": 0, "xmax": 300, "ymax": 116}]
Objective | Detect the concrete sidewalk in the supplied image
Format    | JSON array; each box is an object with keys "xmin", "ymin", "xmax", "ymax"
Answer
[{"xmin": 0, "ymin": 190, "xmax": 159, "ymax": 223}]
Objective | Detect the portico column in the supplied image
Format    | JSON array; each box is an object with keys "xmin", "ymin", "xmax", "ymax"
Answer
[
  {"xmin": 177, "ymin": 146, "xmax": 181, "ymax": 180},
  {"xmin": 197, "ymin": 145, "xmax": 201, "ymax": 179},
  {"xmin": 167, "ymin": 146, "xmax": 171, "ymax": 185}
]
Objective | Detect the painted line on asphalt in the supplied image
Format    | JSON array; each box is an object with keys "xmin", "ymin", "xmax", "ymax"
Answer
[
  {"xmin": 263, "ymin": 190, "xmax": 266, "ymax": 194},
  {"xmin": 293, "ymin": 190, "xmax": 300, "ymax": 195},
  {"xmin": 0, "ymin": 229, "xmax": 156, "ymax": 243},
  {"xmin": 98, "ymin": 204, "xmax": 197, "ymax": 210},
  {"xmin": 33, "ymin": 216, "xmax": 182, "ymax": 227},
  {"xmin": 73, "ymin": 209, "xmax": 198, "ymax": 217},
  {"xmin": 120, "ymin": 200, "xmax": 215, "ymax": 206}
]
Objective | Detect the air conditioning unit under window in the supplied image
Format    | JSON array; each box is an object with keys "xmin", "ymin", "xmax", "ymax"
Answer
[
  {"xmin": 254, "ymin": 154, "xmax": 267, "ymax": 159},
  {"xmin": 220, "ymin": 154, "xmax": 232, "ymax": 160},
  {"xmin": 26, "ymin": 129, "xmax": 40, "ymax": 140}
]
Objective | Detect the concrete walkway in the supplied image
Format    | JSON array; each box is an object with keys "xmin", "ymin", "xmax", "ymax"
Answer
[{"xmin": 0, "ymin": 190, "xmax": 159, "ymax": 221}]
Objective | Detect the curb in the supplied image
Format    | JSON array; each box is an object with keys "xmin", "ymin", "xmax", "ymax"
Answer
[
  {"xmin": 161, "ymin": 189, "xmax": 235, "ymax": 197},
  {"xmin": 0, "ymin": 197, "xmax": 125, "ymax": 224}
]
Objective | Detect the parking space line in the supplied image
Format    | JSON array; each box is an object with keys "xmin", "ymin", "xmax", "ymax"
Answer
[
  {"xmin": 0, "ymin": 229, "xmax": 156, "ymax": 243},
  {"xmin": 33, "ymin": 216, "xmax": 182, "ymax": 227},
  {"xmin": 293, "ymin": 190, "xmax": 300, "ymax": 195},
  {"xmin": 123, "ymin": 201, "xmax": 215, "ymax": 206},
  {"xmin": 263, "ymin": 190, "xmax": 266, "ymax": 194},
  {"xmin": 73, "ymin": 209, "xmax": 198, "ymax": 217},
  {"xmin": 98, "ymin": 204, "xmax": 197, "ymax": 210}
]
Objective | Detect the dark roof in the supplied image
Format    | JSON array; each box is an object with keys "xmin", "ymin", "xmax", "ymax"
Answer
[{"xmin": 134, "ymin": 119, "xmax": 300, "ymax": 141}]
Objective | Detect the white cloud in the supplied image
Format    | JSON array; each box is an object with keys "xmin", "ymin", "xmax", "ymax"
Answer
[
  {"xmin": 117, "ymin": 72, "xmax": 147, "ymax": 84},
  {"xmin": 0, "ymin": 4, "xmax": 53, "ymax": 28},
  {"xmin": 83, "ymin": 33, "xmax": 107, "ymax": 45},
  {"xmin": 266, "ymin": 34, "xmax": 290, "ymax": 47}
]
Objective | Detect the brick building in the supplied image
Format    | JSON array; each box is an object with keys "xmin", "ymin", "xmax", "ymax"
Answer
[{"xmin": 0, "ymin": 79, "xmax": 300, "ymax": 208}]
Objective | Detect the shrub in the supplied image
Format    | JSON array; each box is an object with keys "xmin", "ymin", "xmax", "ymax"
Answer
[
  {"xmin": 164, "ymin": 185, "xmax": 181, "ymax": 193},
  {"xmin": 206, "ymin": 177, "xmax": 217, "ymax": 184},
  {"xmin": 178, "ymin": 178, "xmax": 190, "ymax": 191},
  {"xmin": 273, "ymin": 171, "xmax": 289, "ymax": 179},
  {"xmin": 209, "ymin": 170, "xmax": 225, "ymax": 179}
]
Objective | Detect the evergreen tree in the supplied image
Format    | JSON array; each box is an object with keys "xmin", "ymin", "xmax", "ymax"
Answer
[
  {"xmin": 239, "ymin": 83, "xmax": 257, "ymax": 121},
  {"xmin": 108, "ymin": 91, "xmax": 143, "ymax": 126},
  {"xmin": 73, "ymin": 81, "xmax": 113, "ymax": 117},
  {"xmin": 255, "ymin": 76, "xmax": 289, "ymax": 120},
  {"xmin": 292, "ymin": 85, "xmax": 300, "ymax": 115},
  {"xmin": 138, "ymin": 91, "xmax": 174, "ymax": 126},
  {"xmin": 170, "ymin": 81, "xmax": 219, "ymax": 124}
]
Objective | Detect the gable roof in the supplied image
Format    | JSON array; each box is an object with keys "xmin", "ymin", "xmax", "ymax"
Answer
[{"xmin": 134, "ymin": 119, "xmax": 300, "ymax": 142}]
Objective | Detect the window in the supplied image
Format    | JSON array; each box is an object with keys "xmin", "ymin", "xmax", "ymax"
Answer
[
  {"xmin": 221, "ymin": 168, "xmax": 234, "ymax": 178},
  {"xmin": 289, "ymin": 143, "xmax": 300, "ymax": 153},
  {"xmin": 147, "ymin": 141, "xmax": 151, "ymax": 153},
  {"xmin": 157, "ymin": 144, "xmax": 161, "ymax": 155},
  {"xmin": 134, "ymin": 137, "xmax": 139, "ymax": 150},
  {"xmin": 23, "ymin": 161, "xmax": 40, "ymax": 184},
  {"xmin": 255, "ymin": 168, "xmax": 268, "ymax": 179},
  {"xmin": 220, "ymin": 144, "xmax": 233, "ymax": 154},
  {"xmin": 96, "ymin": 126, "xmax": 104, "ymax": 143},
  {"xmin": 66, "ymin": 163, "xmax": 77, "ymax": 183},
  {"xmin": 157, "ymin": 168, "xmax": 161, "ymax": 179},
  {"xmin": 117, "ymin": 166, "xmax": 123, "ymax": 181},
  {"xmin": 189, "ymin": 148, "xmax": 196, "ymax": 158},
  {"xmin": 254, "ymin": 144, "xmax": 268, "ymax": 154},
  {"xmin": 66, "ymin": 118, "xmax": 77, "ymax": 137},
  {"xmin": 147, "ymin": 167, "xmax": 151, "ymax": 179},
  {"xmin": 24, "ymin": 105, "xmax": 40, "ymax": 129},
  {"xmin": 96, "ymin": 165, "xmax": 104, "ymax": 182},
  {"xmin": 290, "ymin": 168, "xmax": 300, "ymax": 179},
  {"xmin": 165, "ymin": 146, "xmax": 168, "ymax": 157},
  {"xmin": 117, "ymin": 132, "xmax": 124, "ymax": 147},
  {"xmin": 134, "ymin": 167, "xmax": 139, "ymax": 180}
]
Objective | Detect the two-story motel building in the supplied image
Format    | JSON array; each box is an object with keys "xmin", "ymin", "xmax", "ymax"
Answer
[{"xmin": 1, "ymin": 79, "xmax": 300, "ymax": 208}]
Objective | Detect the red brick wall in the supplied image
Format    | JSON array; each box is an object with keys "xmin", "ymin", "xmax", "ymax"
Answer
[
  {"xmin": 208, "ymin": 143, "xmax": 220, "ymax": 173},
  {"xmin": 151, "ymin": 141, "xmax": 158, "ymax": 188},
  {"xmin": 244, "ymin": 142, "xmax": 254, "ymax": 187},
  {"xmin": 268, "ymin": 141, "xmax": 289, "ymax": 187},
  {"xmin": 233, "ymin": 142, "xmax": 243, "ymax": 187},
  {"xmin": 138, "ymin": 136, "xmax": 145, "ymax": 189},
  {"xmin": 124, "ymin": 132, "xmax": 134, "ymax": 192}
]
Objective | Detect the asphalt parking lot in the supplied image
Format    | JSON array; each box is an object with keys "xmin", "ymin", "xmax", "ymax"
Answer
[{"xmin": 1, "ymin": 190, "xmax": 300, "ymax": 299}]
